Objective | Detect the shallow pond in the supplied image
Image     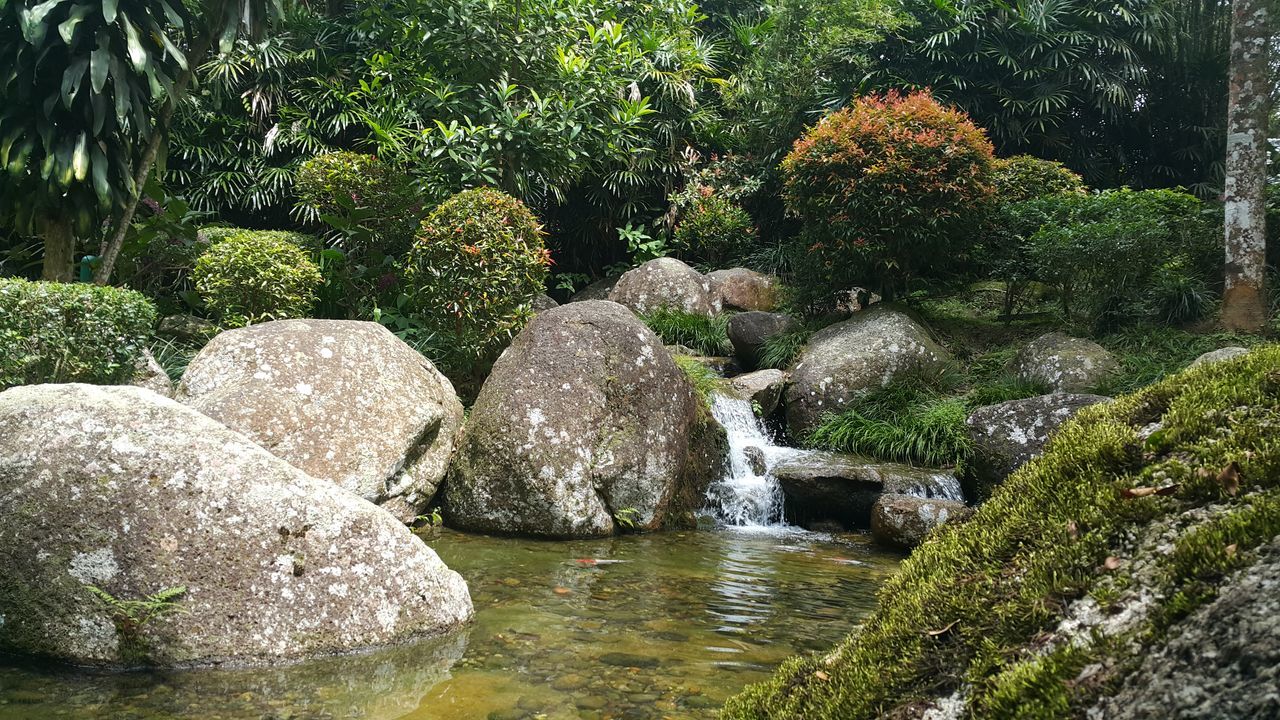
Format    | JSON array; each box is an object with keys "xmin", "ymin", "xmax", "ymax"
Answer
[{"xmin": 0, "ymin": 528, "xmax": 899, "ymax": 720}]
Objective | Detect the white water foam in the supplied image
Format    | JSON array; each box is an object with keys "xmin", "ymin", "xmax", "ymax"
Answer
[{"xmin": 706, "ymin": 393, "xmax": 790, "ymax": 528}]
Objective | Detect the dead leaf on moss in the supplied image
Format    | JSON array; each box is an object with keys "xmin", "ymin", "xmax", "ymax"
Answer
[
  {"xmin": 925, "ymin": 620, "xmax": 959, "ymax": 637},
  {"xmin": 1225, "ymin": 543, "xmax": 1238, "ymax": 558},
  {"xmin": 1217, "ymin": 462, "xmax": 1241, "ymax": 496},
  {"xmin": 1155, "ymin": 484, "xmax": 1180, "ymax": 496},
  {"xmin": 1066, "ymin": 520, "xmax": 1080, "ymax": 540},
  {"xmin": 1121, "ymin": 486, "xmax": 1158, "ymax": 498},
  {"xmin": 1103, "ymin": 556, "xmax": 1122, "ymax": 570},
  {"xmin": 814, "ymin": 670, "xmax": 830, "ymax": 681}
]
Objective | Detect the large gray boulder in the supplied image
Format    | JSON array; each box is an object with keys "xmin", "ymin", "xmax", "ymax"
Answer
[
  {"xmin": 774, "ymin": 450, "xmax": 962, "ymax": 529},
  {"xmin": 965, "ymin": 392, "xmax": 1110, "ymax": 501},
  {"xmin": 446, "ymin": 301, "xmax": 726, "ymax": 538},
  {"xmin": 727, "ymin": 311, "xmax": 798, "ymax": 368},
  {"xmin": 870, "ymin": 494, "xmax": 971, "ymax": 550},
  {"xmin": 0, "ymin": 384, "xmax": 472, "ymax": 668},
  {"xmin": 707, "ymin": 268, "xmax": 780, "ymax": 311},
  {"xmin": 784, "ymin": 307, "xmax": 953, "ymax": 437},
  {"xmin": 568, "ymin": 276, "xmax": 618, "ymax": 303},
  {"xmin": 728, "ymin": 369, "xmax": 787, "ymax": 416},
  {"xmin": 607, "ymin": 258, "xmax": 721, "ymax": 317},
  {"xmin": 177, "ymin": 319, "xmax": 463, "ymax": 523},
  {"xmin": 1012, "ymin": 332, "xmax": 1119, "ymax": 393}
]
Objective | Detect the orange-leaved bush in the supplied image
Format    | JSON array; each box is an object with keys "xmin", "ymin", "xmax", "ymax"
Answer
[{"xmin": 782, "ymin": 91, "xmax": 995, "ymax": 302}]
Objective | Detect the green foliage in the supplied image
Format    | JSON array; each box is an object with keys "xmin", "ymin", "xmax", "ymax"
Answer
[
  {"xmin": 642, "ymin": 307, "xmax": 731, "ymax": 356},
  {"xmin": 671, "ymin": 192, "xmax": 758, "ymax": 265},
  {"xmin": 113, "ymin": 186, "xmax": 212, "ymax": 314},
  {"xmin": 1021, "ymin": 188, "xmax": 1220, "ymax": 329},
  {"xmin": 401, "ymin": 188, "xmax": 549, "ymax": 375},
  {"xmin": 757, "ymin": 327, "xmax": 812, "ymax": 370},
  {"xmin": 725, "ymin": 346, "xmax": 1280, "ymax": 719},
  {"xmin": 1093, "ymin": 327, "xmax": 1262, "ymax": 396},
  {"xmin": 672, "ymin": 353, "xmax": 725, "ymax": 401},
  {"xmin": 294, "ymin": 151, "xmax": 420, "ymax": 258},
  {"xmin": 0, "ymin": 279, "xmax": 156, "ymax": 389},
  {"xmin": 782, "ymin": 91, "xmax": 996, "ymax": 304},
  {"xmin": 192, "ymin": 229, "xmax": 322, "ymax": 327},
  {"xmin": 87, "ymin": 584, "xmax": 187, "ymax": 664},
  {"xmin": 990, "ymin": 155, "xmax": 1086, "ymax": 204}
]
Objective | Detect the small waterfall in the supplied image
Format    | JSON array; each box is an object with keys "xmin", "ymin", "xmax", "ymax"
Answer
[{"xmin": 707, "ymin": 393, "xmax": 787, "ymax": 528}]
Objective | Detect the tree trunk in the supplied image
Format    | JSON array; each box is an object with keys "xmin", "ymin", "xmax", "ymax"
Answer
[
  {"xmin": 1221, "ymin": 0, "xmax": 1271, "ymax": 331},
  {"xmin": 39, "ymin": 215, "xmax": 75, "ymax": 282}
]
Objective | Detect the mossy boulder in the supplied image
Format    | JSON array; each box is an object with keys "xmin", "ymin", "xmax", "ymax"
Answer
[
  {"xmin": 728, "ymin": 369, "xmax": 787, "ymax": 416},
  {"xmin": 708, "ymin": 268, "xmax": 780, "ymax": 311},
  {"xmin": 0, "ymin": 384, "xmax": 472, "ymax": 668},
  {"xmin": 1012, "ymin": 332, "xmax": 1119, "ymax": 392},
  {"xmin": 445, "ymin": 301, "xmax": 727, "ymax": 538},
  {"xmin": 870, "ymin": 494, "xmax": 972, "ymax": 550},
  {"xmin": 607, "ymin": 258, "xmax": 721, "ymax": 317},
  {"xmin": 727, "ymin": 311, "xmax": 798, "ymax": 369},
  {"xmin": 177, "ymin": 319, "xmax": 463, "ymax": 523},
  {"xmin": 724, "ymin": 346, "xmax": 1280, "ymax": 719}
]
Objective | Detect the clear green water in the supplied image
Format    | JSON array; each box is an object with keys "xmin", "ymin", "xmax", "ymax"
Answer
[{"xmin": 0, "ymin": 528, "xmax": 899, "ymax": 720}]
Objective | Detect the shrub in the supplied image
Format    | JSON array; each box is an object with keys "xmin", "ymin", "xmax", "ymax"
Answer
[
  {"xmin": 672, "ymin": 192, "xmax": 759, "ymax": 265},
  {"xmin": 781, "ymin": 91, "xmax": 996, "ymax": 304},
  {"xmin": 642, "ymin": 308, "xmax": 732, "ymax": 356},
  {"xmin": 1022, "ymin": 188, "xmax": 1219, "ymax": 328},
  {"xmin": 990, "ymin": 155, "xmax": 1086, "ymax": 204},
  {"xmin": 0, "ymin": 279, "xmax": 157, "ymax": 389},
  {"xmin": 295, "ymin": 152, "xmax": 420, "ymax": 256},
  {"xmin": 401, "ymin": 188, "xmax": 550, "ymax": 374},
  {"xmin": 192, "ymin": 230, "xmax": 323, "ymax": 328}
]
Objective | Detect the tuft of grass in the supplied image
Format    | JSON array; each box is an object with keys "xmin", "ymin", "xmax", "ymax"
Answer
[
  {"xmin": 642, "ymin": 308, "xmax": 732, "ymax": 356},
  {"xmin": 724, "ymin": 345, "xmax": 1280, "ymax": 720},
  {"xmin": 148, "ymin": 336, "xmax": 204, "ymax": 384},
  {"xmin": 672, "ymin": 354, "xmax": 725, "ymax": 401},
  {"xmin": 964, "ymin": 373, "xmax": 1052, "ymax": 407},
  {"xmin": 757, "ymin": 328, "xmax": 812, "ymax": 370}
]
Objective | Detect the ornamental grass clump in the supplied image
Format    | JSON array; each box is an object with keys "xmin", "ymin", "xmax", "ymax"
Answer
[
  {"xmin": 0, "ymin": 279, "xmax": 156, "ymax": 389},
  {"xmin": 725, "ymin": 346, "xmax": 1280, "ymax": 719},
  {"xmin": 192, "ymin": 230, "xmax": 323, "ymax": 328},
  {"xmin": 401, "ymin": 188, "xmax": 550, "ymax": 375}
]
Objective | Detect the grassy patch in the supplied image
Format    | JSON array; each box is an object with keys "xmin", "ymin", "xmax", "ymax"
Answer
[
  {"xmin": 757, "ymin": 327, "xmax": 812, "ymax": 370},
  {"xmin": 148, "ymin": 336, "xmax": 204, "ymax": 384},
  {"xmin": 723, "ymin": 346, "xmax": 1280, "ymax": 720},
  {"xmin": 1092, "ymin": 326, "xmax": 1264, "ymax": 395},
  {"xmin": 672, "ymin": 354, "xmax": 725, "ymax": 401},
  {"xmin": 642, "ymin": 308, "xmax": 731, "ymax": 356}
]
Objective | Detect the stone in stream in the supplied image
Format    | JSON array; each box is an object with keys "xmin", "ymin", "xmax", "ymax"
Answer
[
  {"xmin": 965, "ymin": 392, "xmax": 1111, "ymax": 502},
  {"xmin": 783, "ymin": 307, "xmax": 952, "ymax": 437},
  {"xmin": 727, "ymin": 311, "xmax": 798, "ymax": 369},
  {"xmin": 870, "ymin": 494, "xmax": 972, "ymax": 550},
  {"xmin": 774, "ymin": 450, "xmax": 962, "ymax": 529},
  {"xmin": 177, "ymin": 319, "xmax": 463, "ymax": 523},
  {"xmin": 1011, "ymin": 332, "xmax": 1119, "ymax": 393},
  {"xmin": 727, "ymin": 368, "xmax": 787, "ymax": 416},
  {"xmin": 446, "ymin": 301, "xmax": 727, "ymax": 538},
  {"xmin": 607, "ymin": 257, "xmax": 721, "ymax": 317},
  {"xmin": 0, "ymin": 383, "xmax": 472, "ymax": 668},
  {"xmin": 707, "ymin": 268, "xmax": 780, "ymax": 311}
]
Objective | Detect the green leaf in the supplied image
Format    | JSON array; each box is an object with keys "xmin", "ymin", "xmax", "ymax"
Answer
[
  {"xmin": 58, "ymin": 3, "xmax": 94, "ymax": 44},
  {"xmin": 61, "ymin": 58, "xmax": 88, "ymax": 109},
  {"xmin": 102, "ymin": 0, "xmax": 117, "ymax": 23},
  {"xmin": 21, "ymin": 0, "xmax": 66, "ymax": 43},
  {"xmin": 90, "ymin": 36, "xmax": 109, "ymax": 93},
  {"xmin": 121, "ymin": 14, "xmax": 148, "ymax": 70},
  {"xmin": 90, "ymin": 143, "xmax": 110, "ymax": 207},
  {"xmin": 72, "ymin": 132, "xmax": 88, "ymax": 181}
]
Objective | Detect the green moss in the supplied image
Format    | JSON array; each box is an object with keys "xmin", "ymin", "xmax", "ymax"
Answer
[
  {"xmin": 722, "ymin": 346, "xmax": 1280, "ymax": 720},
  {"xmin": 672, "ymin": 354, "xmax": 725, "ymax": 401}
]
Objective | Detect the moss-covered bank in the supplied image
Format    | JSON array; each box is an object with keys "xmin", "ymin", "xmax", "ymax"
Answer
[{"xmin": 723, "ymin": 346, "xmax": 1280, "ymax": 719}]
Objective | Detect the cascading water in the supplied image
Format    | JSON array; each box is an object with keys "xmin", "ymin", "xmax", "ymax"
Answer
[{"xmin": 707, "ymin": 393, "xmax": 789, "ymax": 528}]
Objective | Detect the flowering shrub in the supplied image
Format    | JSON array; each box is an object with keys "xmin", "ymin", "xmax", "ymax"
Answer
[
  {"xmin": 672, "ymin": 191, "xmax": 758, "ymax": 264},
  {"xmin": 781, "ymin": 91, "xmax": 996, "ymax": 302},
  {"xmin": 192, "ymin": 230, "xmax": 323, "ymax": 327},
  {"xmin": 401, "ymin": 188, "xmax": 550, "ymax": 374}
]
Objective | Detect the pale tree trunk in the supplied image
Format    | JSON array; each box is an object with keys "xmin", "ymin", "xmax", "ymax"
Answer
[
  {"xmin": 1221, "ymin": 0, "xmax": 1271, "ymax": 331},
  {"xmin": 39, "ymin": 215, "xmax": 75, "ymax": 282}
]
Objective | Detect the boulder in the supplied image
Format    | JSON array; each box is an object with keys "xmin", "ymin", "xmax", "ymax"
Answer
[
  {"xmin": 728, "ymin": 369, "xmax": 787, "ymax": 416},
  {"xmin": 727, "ymin": 311, "xmax": 798, "ymax": 368},
  {"xmin": 1190, "ymin": 346, "xmax": 1251, "ymax": 367},
  {"xmin": 870, "ymin": 494, "xmax": 972, "ymax": 550},
  {"xmin": 1011, "ymin": 332, "xmax": 1119, "ymax": 393},
  {"xmin": 531, "ymin": 293, "xmax": 559, "ymax": 313},
  {"xmin": 157, "ymin": 314, "xmax": 219, "ymax": 343},
  {"xmin": 707, "ymin": 268, "xmax": 779, "ymax": 311},
  {"xmin": 784, "ymin": 307, "xmax": 953, "ymax": 437},
  {"xmin": 447, "ymin": 301, "xmax": 726, "ymax": 538},
  {"xmin": 607, "ymin": 258, "xmax": 721, "ymax": 317},
  {"xmin": 129, "ymin": 349, "xmax": 173, "ymax": 398},
  {"xmin": 0, "ymin": 384, "xmax": 472, "ymax": 668},
  {"xmin": 568, "ymin": 276, "xmax": 618, "ymax": 303},
  {"xmin": 965, "ymin": 392, "xmax": 1110, "ymax": 501},
  {"xmin": 177, "ymin": 319, "xmax": 463, "ymax": 523},
  {"xmin": 774, "ymin": 450, "xmax": 962, "ymax": 529}
]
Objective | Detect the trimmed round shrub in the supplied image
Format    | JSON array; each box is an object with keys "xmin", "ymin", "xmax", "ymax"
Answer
[
  {"xmin": 673, "ymin": 192, "xmax": 759, "ymax": 264},
  {"xmin": 991, "ymin": 155, "xmax": 1086, "ymax": 204},
  {"xmin": 0, "ymin": 279, "xmax": 157, "ymax": 390},
  {"xmin": 295, "ymin": 152, "xmax": 420, "ymax": 258},
  {"xmin": 781, "ymin": 91, "xmax": 996, "ymax": 302},
  {"xmin": 192, "ymin": 230, "xmax": 323, "ymax": 328}
]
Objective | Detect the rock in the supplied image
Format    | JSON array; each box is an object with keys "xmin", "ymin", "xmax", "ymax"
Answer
[
  {"xmin": 569, "ymin": 276, "xmax": 619, "ymax": 303},
  {"xmin": 1011, "ymin": 332, "xmax": 1119, "ymax": 393},
  {"xmin": 965, "ymin": 393, "xmax": 1110, "ymax": 501},
  {"xmin": 446, "ymin": 301, "xmax": 726, "ymax": 538},
  {"xmin": 727, "ymin": 311, "xmax": 798, "ymax": 368},
  {"xmin": 176, "ymin": 319, "xmax": 463, "ymax": 523},
  {"xmin": 774, "ymin": 450, "xmax": 962, "ymax": 529},
  {"xmin": 707, "ymin": 268, "xmax": 779, "ymax": 311},
  {"xmin": 870, "ymin": 494, "xmax": 972, "ymax": 550},
  {"xmin": 157, "ymin": 314, "xmax": 219, "ymax": 343},
  {"xmin": 130, "ymin": 349, "xmax": 173, "ymax": 398},
  {"xmin": 1093, "ymin": 536, "xmax": 1280, "ymax": 720},
  {"xmin": 1190, "ymin": 346, "xmax": 1251, "ymax": 367},
  {"xmin": 531, "ymin": 294, "xmax": 559, "ymax": 313},
  {"xmin": 0, "ymin": 384, "xmax": 472, "ymax": 668},
  {"xmin": 743, "ymin": 447, "xmax": 768, "ymax": 476},
  {"xmin": 607, "ymin": 258, "xmax": 721, "ymax": 317},
  {"xmin": 727, "ymin": 369, "xmax": 787, "ymax": 416},
  {"xmin": 784, "ymin": 307, "xmax": 953, "ymax": 437}
]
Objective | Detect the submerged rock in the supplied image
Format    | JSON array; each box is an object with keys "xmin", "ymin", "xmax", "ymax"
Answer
[
  {"xmin": 1011, "ymin": 332, "xmax": 1118, "ymax": 393},
  {"xmin": 446, "ymin": 301, "xmax": 726, "ymax": 538},
  {"xmin": 707, "ymin": 268, "xmax": 779, "ymax": 311},
  {"xmin": 727, "ymin": 311, "xmax": 798, "ymax": 369},
  {"xmin": 177, "ymin": 319, "xmax": 463, "ymax": 522},
  {"xmin": 0, "ymin": 384, "xmax": 471, "ymax": 668},
  {"xmin": 728, "ymin": 369, "xmax": 787, "ymax": 417},
  {"xmin": 965, "ymin": 392, "xmax": 1110, "ymax": 501},
  {"xmin": 870, "ymin": 494, "xmax": 971, "ymax": 550},
  {"xmin": 607, "ymin": 258, "xmax": 721, "ymax": 317},
  {"xmin": 774, "ymin": 450, "xmax": 961, "ymax": 529},
  {"xmin": 784, "ymin": 307, "xmax": 953, "ymax": 437}
]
